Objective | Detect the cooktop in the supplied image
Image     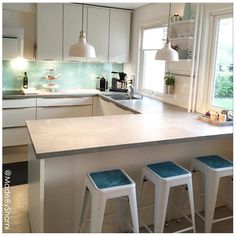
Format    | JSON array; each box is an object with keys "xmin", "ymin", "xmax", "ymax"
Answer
[{"xmin": 3, "ymin": 90, "xmax": 25, "ymax": 95}]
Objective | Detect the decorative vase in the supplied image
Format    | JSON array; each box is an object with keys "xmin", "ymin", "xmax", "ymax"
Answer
[
  {"xmin": 182, "ymin": 3, "xmax": 192, "ymax": 20},
  {"xmin": 166, "ymin": 85, "xmax": 174, "ymax": 94}
]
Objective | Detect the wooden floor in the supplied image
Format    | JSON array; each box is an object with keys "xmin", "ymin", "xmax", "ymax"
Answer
[{"xmin": 2, "ymin": 184, "xmax": 233, "ymax": 233}]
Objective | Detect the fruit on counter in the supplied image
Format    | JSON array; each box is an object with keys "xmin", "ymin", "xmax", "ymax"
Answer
[{"xmin": 205, "ymin": 111, "xmax": 211, "ymax": 117}]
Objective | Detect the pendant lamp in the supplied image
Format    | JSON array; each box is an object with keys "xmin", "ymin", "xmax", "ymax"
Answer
[
  {"xmin": 69, "ymin": 4, "xmax": 96, "ymax": 58},
  {"xmin": 155, "ymin": 3, "xmax": 179, "ymax": 61}
]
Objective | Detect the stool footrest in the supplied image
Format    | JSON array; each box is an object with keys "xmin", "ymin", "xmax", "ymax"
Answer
[
  {"xmin": 196, "ymin": 211, "xmax": 233, "ymax": 224},
  {"xmin": 175, "ymin": 226, "xmax": 194, "ymax": 233},
  {"xmin": 140, "ymin": 220, "xmax": 153, "ymax": 233},
  {"xmin": 213, "ymin": 215, "xmax": 233, "ymax": 223}
]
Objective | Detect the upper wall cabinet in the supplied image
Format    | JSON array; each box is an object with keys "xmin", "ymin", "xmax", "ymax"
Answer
[
  {"xmin": 37, "ymin": 4, "xmax": 131, "ymax": 63},
  {"xmin": 109, "ymin": 9, "xmax": 131, "ymax": 63},
  {"xmin": 63, "ymin": 4, "xmax": 83, "ymax": 61},
  {"xmin": 87, "ymin": 6, "xmax": 109, "ymax": 62},
  {"xmin": 37, "ymin": 3, "xmax": 63, "ymax": 60},
  {"xmin": 2, "ymin": 26, "xmax": 24, "ymax": 60}
]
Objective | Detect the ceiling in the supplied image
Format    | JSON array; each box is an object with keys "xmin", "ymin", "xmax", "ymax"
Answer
[{"xmin": 89, "ymin": 3, "xmax": 150, "ymax": 10}]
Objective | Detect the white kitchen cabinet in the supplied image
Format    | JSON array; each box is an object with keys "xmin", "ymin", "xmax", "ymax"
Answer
[
  {"xmin": 94, "ymin": 97, "xmax": 134, "ymax": 116},
  {"xmin": 37, "ymin": 106, "xmax": 92, "ymax": 119},
  {"xmin": 3, "ymin": 98, "xmax": 37, "ymax": 147},
  {"xmin": 63, "ymin": 4, "xmax": 84, "ymax": 61},
  {"xmin": 3, "ymin": 127, "xmax": 29, "ymax": 147},
  {"xmin": 3, "ymin": 108, "xmax": 36, "ymax": 127},
  {"xmin": 2, "ymin": 26, "xmax": 24, "ymax": 60},
  {"xmin": 109, "ymin": 9, "xmax": 131, "ymax": 63},
  {"xmin": 3, "ymin": 98, "xmax": 36, "ymax": 108},
  {"xmin": 87, "ymin": 6, "xmax": 109, "ymax": 62},
  {"xmin": 36, "ymin": 97, "xmax": 93, "ymax": 119},
  {"xmin": 2, "ymin": 38, "xmax": 19, "ymax": 60},
  {"xmin": 37, "ymin": 3, "xmax": 63, "ymax": 60}
]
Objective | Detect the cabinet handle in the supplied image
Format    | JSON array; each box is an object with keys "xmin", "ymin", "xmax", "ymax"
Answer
[{"xmin": 3, "ymin": 107, "xmax": 35, "ymax": 110}]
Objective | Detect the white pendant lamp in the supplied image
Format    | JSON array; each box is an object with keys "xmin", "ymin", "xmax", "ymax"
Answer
[
  {"xmin": 155, "ymin": 3, "xmax": 179, "ymax": 61},
  {"xmin": 69, "ymin": 4, "xmax": 96, "ymax": 58}
]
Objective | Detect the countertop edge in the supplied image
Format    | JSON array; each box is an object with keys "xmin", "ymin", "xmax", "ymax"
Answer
[{"xmin": 35, "ymin": 133, "xmax": 233, "ymax": 159}]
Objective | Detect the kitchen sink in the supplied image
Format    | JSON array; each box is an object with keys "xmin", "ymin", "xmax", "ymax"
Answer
[{"xmin": 105, "ymin": 94, "xmax": 142, "ymax": 100}]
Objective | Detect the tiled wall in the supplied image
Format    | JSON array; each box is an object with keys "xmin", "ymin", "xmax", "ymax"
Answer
[{"xmin": 2, "ymin": 60, "xmax": 123, "ymax": 90}]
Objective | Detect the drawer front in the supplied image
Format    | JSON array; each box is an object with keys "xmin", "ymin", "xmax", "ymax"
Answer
[
  {"xmin": 3, "ymin": 98, "xmax": 36, "ymax": 108},
  {"xmin": 37, "ymin": 97, "xmax": 92, "ymax": 107},
  {"xmin": 3, "ymin": 127, "xmax": 29, "ymax": 147},
  {"xmin": 3, "ymin": 108, "xmax": 36, "ymax": 128},
  {"xmin": 37, "ymin": 105, "xmax": 92, "ymax": 119}
]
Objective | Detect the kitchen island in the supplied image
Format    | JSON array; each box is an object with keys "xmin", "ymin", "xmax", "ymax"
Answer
[{"xmin": 26, "ymin": 93, "xmax": 233, "ymax": 233}]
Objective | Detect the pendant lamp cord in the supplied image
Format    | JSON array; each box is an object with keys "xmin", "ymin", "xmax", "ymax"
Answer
[
  {"xmin": 82, "ymin": 4, "xmax": 84, "ymax": 32},
  {"xmin": 167, "ymin": 3, "xmax": 171, "ymax": 44}
]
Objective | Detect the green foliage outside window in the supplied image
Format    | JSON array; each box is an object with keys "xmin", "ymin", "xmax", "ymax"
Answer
[{"xmin": 214, "ymin": 71, "xmax": 233, "ymax": 98}]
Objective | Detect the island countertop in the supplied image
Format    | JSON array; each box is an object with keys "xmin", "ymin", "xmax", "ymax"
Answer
[{"xmin": 26, "ymin": 96, "xmax": 233, "ymax": 159}]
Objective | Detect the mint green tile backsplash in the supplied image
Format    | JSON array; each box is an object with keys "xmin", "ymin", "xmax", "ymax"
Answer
[{"xmin": 2, "ymin": 60, "xmax": 123, "ymax": 90}]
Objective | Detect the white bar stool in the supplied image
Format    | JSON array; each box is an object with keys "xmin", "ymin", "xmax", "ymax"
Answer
[
  {"xmin": 139, "ymin": 161, "xmax": 196, "ymax": 233},
  {"xmin": 78, "ymin": 169, "xmax": 139, "ymax": 233},
  {"xmin": 191, "ymin": 155, "xmax": 233, "ymax": 233}
]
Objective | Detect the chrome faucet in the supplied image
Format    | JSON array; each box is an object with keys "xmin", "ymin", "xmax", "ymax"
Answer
[{"xmin": 127, "ymin": 83, "xmax": 134, "ymax": 99}]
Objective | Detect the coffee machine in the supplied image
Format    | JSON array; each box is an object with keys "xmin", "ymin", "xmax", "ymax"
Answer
[{"xmin": 110, "ymin": 72, "xmax": 128, "ymax": 92}]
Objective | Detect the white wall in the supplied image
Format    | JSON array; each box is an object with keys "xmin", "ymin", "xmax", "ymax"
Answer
[{"xmin": 2, "ymin": 3, "xmax": 36, "ymax": 60}]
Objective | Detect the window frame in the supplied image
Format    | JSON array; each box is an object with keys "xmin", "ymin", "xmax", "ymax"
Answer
[
  {"xmin": 138, "ymin": 22, "xmax": 167, "ymax": 99},
  {"xmin": 206, "ymin": 12, "xmax": 233, "ymax": 112}
]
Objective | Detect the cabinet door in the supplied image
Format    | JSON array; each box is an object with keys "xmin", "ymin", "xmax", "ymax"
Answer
[
  {"xmin": 109, "ymin": 10, "xmax": 131, "ymax": 63},
  {"xmin": 37, "ymin": 106, "xmax": 92, "ymax": 119},
  {"xmin": 97, "ymin": 98, "xmax": 133, "ymax": 116},
  {"xmin": 37, "ymin": 3, "xmax": 63, "ymax": 60},
  {"xmin": 87, "ymin": 6, "xmax": 109, "ymax": 62},
  {"xmin": 3, "ymin": 98, "xmax": 36, "ymax": 108},
  {"xmin": 37, "ymin": 97, "xmax": 92, "ymax": 106},
  {"xmin": 63, "ymin": 4, "xmax": 83, "ymax": 61},
  {"xmin": 3, "ymin": 108, "xmax": 36, "ymax": 128},
  {"xmin": 3, "ymin": 127, "xmax": 29, "ymax": 147},
  {"xmin": 2, "ymin": 38, "xmax": 19, "ymax": 60}
]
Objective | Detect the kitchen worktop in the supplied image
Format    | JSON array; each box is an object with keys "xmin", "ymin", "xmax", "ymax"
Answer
[
  {"xmin": 2, "ymin": 89, "xmax": 99, "ymax": 99},
  {"xmin": 25, "ymin": 91, "xmax": 233, "ymax": 158}
]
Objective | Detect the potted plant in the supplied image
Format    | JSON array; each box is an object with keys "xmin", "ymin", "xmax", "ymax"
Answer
[{"xmin": 164, "ymin": 71, "xmax": 175, "ymax": 94}]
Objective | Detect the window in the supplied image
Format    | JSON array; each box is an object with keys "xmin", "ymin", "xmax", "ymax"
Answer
[
  {"xmin": 140, "ymin": 25, "xmax": 167, "ymax": 94},
  {"xmin": 208, "ymin": 14, "xmax": 233, "ymax": 111}
]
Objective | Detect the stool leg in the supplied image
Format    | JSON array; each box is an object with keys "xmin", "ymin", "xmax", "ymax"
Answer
[
  {"xmin": 165, "ymin": 188, "xmax": 173, "ymax": 225},
  {"xmin": 78, "ymin": 186, "xmax": 90, "ymax": 232},
  {"xmin": 187, "ymin": 179, "xmax": 196, "ymax": 233},
  {"xmin": 128, "ymin": 187, "xmax": 139, "ymax": 233},
  {"xmin": 90, "ymin": 193, "xmax": 106, "ymax": 233},
  {"xmin": 138, "ymin": 173, "xmax": 145, "ymax": 202},
  {"xmin": 205, "ymin": 173, "xmax": 220, "ymax": 233},
  {"xmin": 154, "ymin": 183, "xmax": 170, "ymax": 233},
  {"xmin": 116, "ymin": 198, "xmax": 126, "ymax": 232}
]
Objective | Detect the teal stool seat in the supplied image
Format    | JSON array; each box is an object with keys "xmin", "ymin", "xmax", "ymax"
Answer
[
  {"xmin": 195, "ymin": 155, "xmax": 233, "ymax": 169},
  {"xmin": 192, "ymin": 155, "xmax": 233, "ymax": 232},
  {"xmin": 140, "ymin": 161, "xmax": 196, "ymax": 233},
  {"xmin": 90, "ymin": 169, "xmax": 131, "ymax": 189},
  {"xmin": 79, "ymin": 169, "xmax": 139, "ymax": 233},
  {"xmin": 147, "ymin": 161, "xmax": 188, "ymax": 178}
]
